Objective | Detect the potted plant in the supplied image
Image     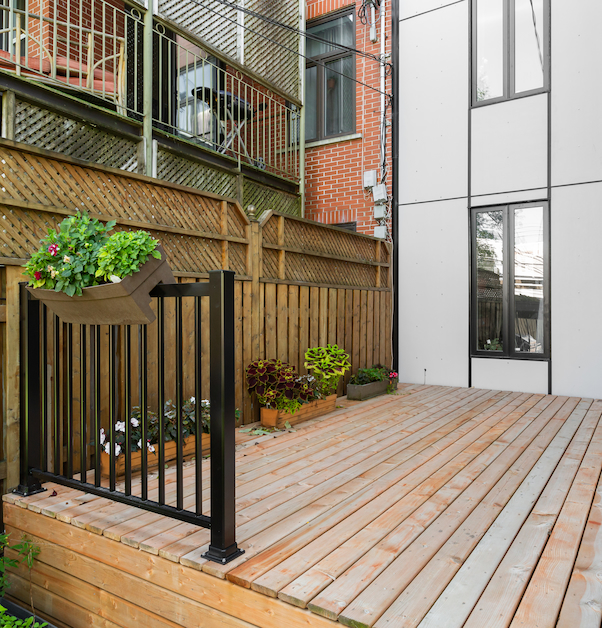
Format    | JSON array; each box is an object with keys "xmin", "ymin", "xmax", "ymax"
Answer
[
  {"xmin": 245, "ymin": 359, "xmax": 315, "ymax": 428},
  {"xmin": 0, "ymin": 533, "xmax": 57, "ymax": 627},
  {"xmin": 347, "ymin": 365, "xmax": 398, "ymax": 401},
  {"xmin": 304, "ymin": 344, "xmax": 351, "ymax": 397},
  {"xmin": 99, "ymin": 397, "xmax": 213, "ymax": 478},
  {"xmin": 24, "ymin": 212, "xmax": 174, "ymax": 325}
]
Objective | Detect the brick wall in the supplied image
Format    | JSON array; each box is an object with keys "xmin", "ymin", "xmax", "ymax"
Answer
[{"xmin": 304, "ymin": 0, "xmax": 392, "ymax": 238}]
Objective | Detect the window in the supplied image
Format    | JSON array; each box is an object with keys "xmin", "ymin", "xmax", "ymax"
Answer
[
  {"xmin": 305, "ymin": 11, "xmax": 355, "ymax": 141},
  {"xmin": 471, "ymin": 203, "xmax": 549, "ymax": 358},
  {"xmin": 472, "ymin": 0, "xmax": 548, "ymax": 104}
]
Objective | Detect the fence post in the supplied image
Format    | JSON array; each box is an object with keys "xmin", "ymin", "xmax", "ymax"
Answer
[
  {"xmin": 203, "ymin": 270, "xmax": 244, "ymax": 564},
  {"xmin": 15, "ymin": 284, "xmax": 44, "ymax": 496}
]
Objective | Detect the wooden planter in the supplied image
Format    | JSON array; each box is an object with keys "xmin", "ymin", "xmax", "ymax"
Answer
[
  {"xmin": 27, "ymin": 245, "xmax": 175, "ymax": 325},
  {"xmin": 260, "ymin": 394, "xmax": 337, "ymax": 429},
  {"xmin": 0, "ymin": 598, "xmax": 60, "ymax": 628},
  {"xmin": 347, "ymin": 378, "xmax": 397, "ymax": 401},
  {"xmin": 100, "ymin": 433, "xmax": 210, "ymax": 478}
]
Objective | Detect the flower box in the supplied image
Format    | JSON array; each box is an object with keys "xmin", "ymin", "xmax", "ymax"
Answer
[
  {"xmin": 100, "ymin": 433, "xmax": 210, "ymax": 478},
  {"xmin": 260, "ymin": 394, "xmax": 337, "ymax": 429},
  {"xmin": 346, "ymin": 378, "xmax": 397, "ymax": 401},
  {"xmin": 27, "ymin": 245, "xmax": 175, "ymax": 325}
]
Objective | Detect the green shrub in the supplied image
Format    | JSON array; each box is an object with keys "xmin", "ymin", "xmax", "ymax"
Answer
[
  {"xmin": 95, "ymin": 230, "xmax": 160, "ymax": 282},
  {"xmin": 349, "ymin": 365, "xmax": 390, "ymax": 385},
  {"xmin": 304, "ymin": 345, "xmax": 351, "ymax": 397}
]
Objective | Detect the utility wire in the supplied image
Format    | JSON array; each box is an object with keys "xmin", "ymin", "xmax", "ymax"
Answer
[
  {"xmin": 186, "ymin": 0, "xmax": 392, "ymax": 100},
  {"xmin": 205, "ymin": 0, "xmax": 390, "ymax": 69}
]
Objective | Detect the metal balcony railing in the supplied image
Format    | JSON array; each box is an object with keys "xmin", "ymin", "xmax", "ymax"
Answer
[{"xmin": 0, "ymin": 0, "xmax": 300, "ymax": 182}]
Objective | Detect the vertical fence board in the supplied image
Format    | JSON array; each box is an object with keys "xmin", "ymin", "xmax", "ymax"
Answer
[
  {"xmin": 360, "ymin": 290, "xmax": 368, "ymax": 369},
  {"xmin": 352, "ymin": 290, "xmax": 361, "ymax": 376},
  {"xmin": 318, "ymin": 287, "xmax": 328, "ymax": 348},
  {"xmin": 328, "ymin": 288, "xmax": 337, "ymax": 346},
  {"xmin": 234, "ymin": 280, "xmax": 243, "ymax": 423},
  {"xmin": 373, "ymin": 290, "xmax": 381, "ymax": 367},
  {"xmin": 277, "ymin": 284, "xmax": 288, "ymax": 363},
  {"xmin": 265, "ymin": 283, "xmax": 276, "ymax": 361},
  {"xmin": 310, "ymin": 287, "xmax": 319, "ymax": 351},
  {"xmin": 288, "ymin": 285, "xmax": 299, "ymax": 372},
  {"xmin": 366, "ymin": 290, "xmax": 374, "ymax": 368},
  {"xmin": 298, "ymin": 286, "xmax": 309, "ymax": 375},
  {"xmin": 242, "ymin": 281, "xmax": 253, "ymax": 424}
]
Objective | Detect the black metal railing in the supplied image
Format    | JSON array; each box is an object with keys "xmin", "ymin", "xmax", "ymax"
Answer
[{"xmin": 17, "ymin": 270, "xmax": 243, "ymax": 564}]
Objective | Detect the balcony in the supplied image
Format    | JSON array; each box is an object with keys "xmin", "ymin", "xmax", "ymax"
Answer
[{"xmin": 0, "ymin": 0, "xmax": 300, "ymax": 182}]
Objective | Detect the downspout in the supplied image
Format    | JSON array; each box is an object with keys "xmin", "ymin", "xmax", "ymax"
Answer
[{"xmin": 391, "ymin": 0, "xmax": 399, "ymax": 371}]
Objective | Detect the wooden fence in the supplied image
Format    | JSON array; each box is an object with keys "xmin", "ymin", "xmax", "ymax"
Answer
[{"xmin": 0, "ymin": 139, "xmax": 392, "ymax": 492}]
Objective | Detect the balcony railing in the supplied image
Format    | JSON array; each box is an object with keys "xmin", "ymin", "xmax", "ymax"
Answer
[{"xmin": 0, "ymin": 0, "xmax": 300, "ymax": 182}]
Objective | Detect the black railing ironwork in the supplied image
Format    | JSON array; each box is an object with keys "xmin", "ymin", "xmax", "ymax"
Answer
[{"xmin": 17, "ymin": 270, "xmax": 243, "ymax": 564}]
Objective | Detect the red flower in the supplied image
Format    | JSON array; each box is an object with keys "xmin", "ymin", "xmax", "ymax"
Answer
[
  {"xmin": 48, "ymin": 244, "xmax": 59, "ymax": 256},
  {"xmin": 34, "ymin": 271, "xmax": 42, "ymax": 281}
]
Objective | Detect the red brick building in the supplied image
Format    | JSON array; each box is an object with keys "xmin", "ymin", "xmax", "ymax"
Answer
[{"xmin": 303, "ymin": 0, "xmax": 392, "ymax": 238}]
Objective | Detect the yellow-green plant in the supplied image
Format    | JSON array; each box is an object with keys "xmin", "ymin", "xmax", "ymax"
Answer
[{"xmin": 304, "ymin": 345, "xmax": 351, "ymax": 397}]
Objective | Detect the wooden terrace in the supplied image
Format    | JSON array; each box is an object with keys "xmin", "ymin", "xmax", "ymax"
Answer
[{"xmin": 4, "ymin": 384, "xmax": 602, "ymax": 628}]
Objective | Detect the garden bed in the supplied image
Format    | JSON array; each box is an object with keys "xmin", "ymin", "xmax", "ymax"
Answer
[{"xmin": 260, "ymin": 395, "xmax": 337, "ymax": 429}]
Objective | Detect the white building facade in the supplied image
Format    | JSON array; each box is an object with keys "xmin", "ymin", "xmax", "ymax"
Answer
[{"xmin": 397, "ymin": 0, "xmax": 602, "ymax": 397}]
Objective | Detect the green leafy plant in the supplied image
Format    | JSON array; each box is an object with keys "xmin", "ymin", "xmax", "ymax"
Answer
[
  {"xmin": 0, "ymin": 534, "xmax": 44, "ymax": 624},
  {"xmin": 304, "ymin": 345, "xmax": 351, "ymax": 397},
  {"xmin": 482, "ymin": 338, "xmax": 502, "ymax": 351},
  {"xmin": 95, "ymin": 230, "xmax": 160, "ymax": 282},
  {"xmin": 349, "ymin": 365, "xmax": 390, "ymax": 385},
  {"xmin": 0, "ymin": 607, "xmax": 47, "ymax": 627},
  {"xmin": 245, "ymin": 359, "xmax": 313, "ymax": 414},
  {"xmin": 24, "ymin": 212, "xmax": 115, "ymax": 296}
]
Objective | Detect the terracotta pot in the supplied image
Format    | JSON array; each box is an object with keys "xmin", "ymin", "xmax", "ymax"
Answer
[
  {"xmin": 27, "ymin": 245, "xmax": 175, "ymax": 325},
  {"xmin": 260, "ymin": 394, "xmax": 337, "ymax": 429},
  {"xmin": 100, "ymin": 433, "xmax": 210, "ymax": 478}
]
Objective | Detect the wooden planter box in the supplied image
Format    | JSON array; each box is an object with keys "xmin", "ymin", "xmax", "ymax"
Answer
[
  {"xmin": 100, "ymin": 433, "xmax": 210, "ymax": 478},
  {"xmin": 27, "ymin": 245, "xmax": 175, "ymax": 325},
  {"xmin": 260, "ymin": 394, "xmax": 337, "ymax": 429},
  {"xmin": 0, "ymin": 597, "xmax": 60, "ymax": 628},
  {"xmin": 347, "ymin": 379, "xmax": 397, "ymax": 401}
]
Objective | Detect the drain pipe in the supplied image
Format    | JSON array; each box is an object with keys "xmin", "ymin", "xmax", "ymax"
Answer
[{"xmin": 391, "ymin": 0, "xmax": 399, "ymax": 371}]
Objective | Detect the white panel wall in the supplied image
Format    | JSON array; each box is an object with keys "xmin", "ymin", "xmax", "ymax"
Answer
[
  {"xmin": 471, "ymin": 358, "xmax": 548, "ymax": 394},
  {"xmin": 551, "ymin": 183, "xmax": 602, "ymax": 398},
  {"xmin": 400, "ymin": 0, "xmax": 463, "ymax": 21},
  {"xmin": 398, "ymin": 199, "xmax": 469, "ymax": 387},
  {"xmin": 398, "ymin": 1, "xmax": 468, "ymax": 204},
  {"xmin": 551, "ymin": 0, "xmax": 602, "ymax": 187},
  {"xmin": 471, "ymin": 94, "xmax": 548, "ymax": 197}
]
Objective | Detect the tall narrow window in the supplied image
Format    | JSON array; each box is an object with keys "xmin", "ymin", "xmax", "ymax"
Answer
[
  {"xmin": 305, "ymin": 11, "xmax": 355, "ymax": 142},
  {"xmin": 472, "ymin": 203, "xmax": 549, "ymax": 358},
  {"xmin": 473, "ymin": 0, "xmax": 548, "ymax": 104}
]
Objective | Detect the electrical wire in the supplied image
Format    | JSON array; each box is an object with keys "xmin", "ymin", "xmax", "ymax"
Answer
[
  {"xmin": 186, "ymin": 0, "xmax": 393, "ymax": 100},
  {"xmin": 205, "ymin": 0, "xmax": 389, "ymax": 68}
]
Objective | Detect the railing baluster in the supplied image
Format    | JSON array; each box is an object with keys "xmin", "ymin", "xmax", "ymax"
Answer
[
  {"xmin": 109, "ymin": 324, "xmax": 117, "ymax": 491},
  {"xmin": 195, "ymin": 294, "xmax": 202, "ymax": 516},
  {"xmin": 80, "ymin": 324, "xmax": 87, "ymax": 482},
  {"xmin": 53, "ymin": 314, "xmax": 60, "ymax": 475},
  {"xmin": 158, "ymin": 296, "xmax": 165, "ymax": 505},
  {"xmin": 176, "ymin": 295, "xmax": 183, "ymax": 510},
  {"xmin": 125, "ymin": 324, "xmax": 132, "ymax": 496},
  {"xmin": 93, "ymin": 325, "xmax": 101, "ymax": 486},
  {"xmin": 140, "ymin": 324, "xmax": 148, "ymax": 501}
]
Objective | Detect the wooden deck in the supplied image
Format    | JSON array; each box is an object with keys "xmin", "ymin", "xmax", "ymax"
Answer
[{"xmin": 4, "ymin": 384, "xmax": 602, "ymax": 628}]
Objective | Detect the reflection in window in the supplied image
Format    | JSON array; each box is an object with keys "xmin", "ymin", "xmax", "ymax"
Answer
[
  {"xmin": 476, "ymin": 0, "xmax": 504, "ymax": 102},
  {"xmin": 476, "ymin": 211, "xmax": 504, "ymax": 351},
  {"xmin": 514, "ymin": 206, "xmax": 544, "ymax": 353},
  {"xmin": 177, "ymin": 61, "xmax": 214, "ymax": 140},
  {"xmin": 473, "ymin": 0, "xmax": 548, "ymax": 104},
  {"xmin": 514, "ymin": 0, "xmax": 544, "ymax": 94},
  {"xmin": 472, "ymin": 203, "xmax": 548, "ymax": 358},
  {"xmin": 305, "ymin": 11, "xmax": 355, "ymax": 141}
]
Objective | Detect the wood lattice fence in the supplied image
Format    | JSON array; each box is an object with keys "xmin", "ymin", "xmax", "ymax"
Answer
[{"xmin": 0, "ymin": 139, "xmax": 392, "ymax": 493}]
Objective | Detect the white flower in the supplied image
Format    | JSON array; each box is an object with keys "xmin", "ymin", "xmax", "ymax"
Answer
[
  {"xmin": 115, "ymin": 421, "xmax": 126, "ymax": 432},
  {"xmin": 63, "ymin": 255, "xmax": 71, "ymax": 263},
  {"xmin": 147, "ymin": 442, "xmax": 155, "ymax": 453},
  {"xmin": 190, "ymin": 396, "xmax": 195, "ymax": 404},
  {"xmin": 115, "ymin": 444, "xmax": 121, "ymax": 456},
  {"xmin": 137, "ymin": 439, "xmax": 142, "ymax": 449},
  {"xmin": 99, "ymin": 428, "xmax": 106, "ymax": 445},
  {"xmin": 110, "ymin": 275, "xmax": 122, "ymax": 283},
  {"xmin": 131, "ymin": 417, "xmax": 139, "ymax": 428},
  {"xmin": 104, "ymin": 443, "xmax": 110, "ymax": 454},
  {"xmin": 201, "ymin": 399, "xmax": 210, "ymax": 407}
]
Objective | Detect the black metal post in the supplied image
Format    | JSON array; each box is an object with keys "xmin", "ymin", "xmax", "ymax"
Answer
[
  {"xmin": 15, "ymin": 285, "xmax": 44, "ymax": 496},
  {"xmin": 203, "ymin": 270, "xmax": 244, "ymax": 564}
]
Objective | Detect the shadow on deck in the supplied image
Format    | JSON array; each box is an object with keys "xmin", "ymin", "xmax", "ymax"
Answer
[{"xmin": 4, "ymin": 384, "xmax": 602, "ymax": 628}]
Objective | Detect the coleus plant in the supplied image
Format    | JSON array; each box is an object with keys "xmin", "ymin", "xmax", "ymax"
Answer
[
  {"xmin": 304, "ymin": 344, "xmax": 351, "ymax": 397},
  {"xmin": 245, "ymin": 359, "xmax": 313, "ymax": 414}
]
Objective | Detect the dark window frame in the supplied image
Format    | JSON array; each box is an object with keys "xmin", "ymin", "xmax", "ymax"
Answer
[
  {"xmin": 471, "ymin": 0, "xmax": 550, "ymax": 107},
  {"xmin": 470, "ymin": 201, "xmax": 550, "ymax": 360},
  {"xmin": 305, "ymin": 8, "xmax": 356, "ymax": 142}
]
